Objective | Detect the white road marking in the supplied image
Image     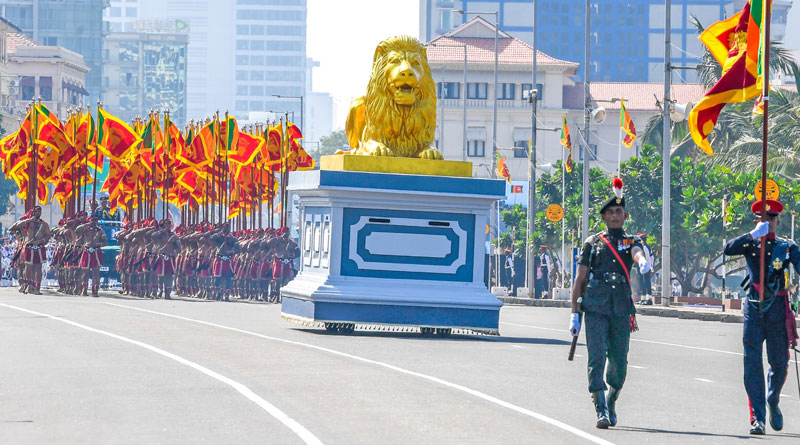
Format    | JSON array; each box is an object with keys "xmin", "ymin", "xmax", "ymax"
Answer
[
  {"xmin": 629, "ymin": 365, "xmax": 647, "ymax": 369},
  {"xmin": 501, "ymin": 321, "xmax": 800, "ymax": 367},
  {"xmin": 0, "ymin": 303, "xmax": 323, "ymax": 445},
  {"xmin": 780, "ymin": 394, "xmax": 791, "ymax": 398},
  {"xmin": 694, "ymin": 378, "xmax": 715, "ymax": 383},
  {"xmin": 574, "ymin": 354, "xmax": 585, "ymax": 358},
  {"xmin": 103, "ymin": 302, "xmax": 616, "ymax": 445},
  {"xmin": 509, "ymin": 345, "xmax": 524, "ymax": 349}
]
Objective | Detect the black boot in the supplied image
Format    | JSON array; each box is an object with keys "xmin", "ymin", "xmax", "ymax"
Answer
[
  {"xmin": 768, "ymin": 403, "xmax": 783, "ymax": 431},
  {"xmin": 592, "ymin": 391, "xmax": 610, "ymax": 429},
  {"xmin": 750, "ymin": 419, "xmax": 765, "ymax": 435},
  {"xmin": 607, "ymin": 386, "xmax": 620, "ymax": 427}
]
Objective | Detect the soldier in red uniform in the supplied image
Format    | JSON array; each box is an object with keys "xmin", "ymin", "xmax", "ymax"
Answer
[
  {"xmin": 153, "ymin": 219, "xmax": 180, "ymax": 299},
  {"xmin": 212, "ymin": 225, "xmax": 240, "ymax": 302},
  {"xmin": 76, "ymin": 215, "xmax": 108, "ymax": 297},
  {"xmin": 18, "ymin": 207, "xmax": 51, "ymax": 294}
]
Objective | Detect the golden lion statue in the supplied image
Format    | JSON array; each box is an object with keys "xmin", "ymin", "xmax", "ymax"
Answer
[{"xmin": 345, "ymin": 35, "xmax": 443, "ymax": 160}]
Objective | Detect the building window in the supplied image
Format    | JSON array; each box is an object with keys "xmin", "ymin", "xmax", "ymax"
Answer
[
  {"xmin": 236, "ymin": 25, "xmax": 249, "ymax": 35},
  {"xmin": 236, "ymin": 39, "xmax": 249, "ymax": 50},
  {"xmin": 497, "ymin": 83, "xmax": 515, "ymax": 100},
  {"xmin": 126, "ymin": 7, "xmax": 137, "ymax": 17},
  {"xmin": 119, "ymin": 41, "xmax": 139, "ymax": 62},
  {"xmin": 120, "ymin": 91, "xmax": 138, "ymax": 111},
  {"xmin": 21, "ymin": 76, "xmax": 34, "ymax": 101},
  {"xmin": 467, "ymin": 126, "xmax": 487, "ymax": 157},
  {"xmin": 250, "ymin": 85, "xmax": 264, "ymax": 96},
  {"xmin": 236, "ymin": 100, "xmax": 249, "ymax": 111},
  {"xmin": 513, "ymin": 140, "xmax": 528, "ymax": 158},
  {"xmin": 250, "ymin": 70, "xmax": 264, "ymax": 81},
  {"xmin": 468, "ymin": 140, "xmax": 486, "ymax": 157},
  {"xmin": 250, "ymin": 25, "xmax": 265, "ymax": 35},
  {"xmin": 521, "ymin": 83, "xmax": 543, "ymax": 101},
  {"xmin": 120, "ymin": 71, "xmax": 137, "ymax": 87},
  {"xmin": 437, "ymin": 82, "xmax": 460, "ymax": 99},
  {"xmin": 39, "ymin": 77, "xmax": 52, "ymax": 101},
  {"xmin": 467, "ymin": 82, "xmax": 488, "ymax": 100},
  {"xmin": 236, "ymin": 70, "xmax": 249, "ymax": 81},
  {"xmin": 236, "ymin": 55, "xmax": 249, "ymax": 65},
  {"xmin": 250, "ymin": 100, "xmax": 264, "ymax": 111},
  {"xmin": 250, "ymin": 40, "xmax": 265, "ymax": 51},
  {"xmin": 110, "ymin": 7, "xmax": 122, "ymax": 17},
  {"xmin": 250, "ymin": 55, "xmax": 265, "ymax": 66},
  {"xmin": 43, "ymin": 36, "xmax": 58, "ymax": 46},
  {"xmin": 236, "ymin": 85, "xmax": 248, "ymax": 96}
]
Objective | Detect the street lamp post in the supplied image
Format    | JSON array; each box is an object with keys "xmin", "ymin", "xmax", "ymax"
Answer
[
  {"xmin": 582, "ymin": 0, "xmax": 591, "ymax": 243},
  {"xmin": 526, "ymin": 0, "xmax": 538, "ymax": 298},
  {"xmin": 455, "ymin": 8, "xmax": 499, "ymax": 290},
  {"xmin": 272, "ymin": 95, "xmax": 304, "ymax": 132}
]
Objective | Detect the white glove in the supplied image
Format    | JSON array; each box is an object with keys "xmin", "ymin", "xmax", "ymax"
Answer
[
  {"xmin": 569, "ymin": 312, "xmax": 581, "ymax": 337},
  {"xmin": 750, "ymin": 221, "xmax": 770, "ymax": 240},
  {"xmin": 638, "ymin": 256, "xmax": 651, "ymax": 274}
]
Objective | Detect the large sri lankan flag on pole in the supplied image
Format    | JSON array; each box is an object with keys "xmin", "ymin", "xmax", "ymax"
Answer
[{"xmin": 688, "ymin": 0, "xmax": 769, "ymax": 155}]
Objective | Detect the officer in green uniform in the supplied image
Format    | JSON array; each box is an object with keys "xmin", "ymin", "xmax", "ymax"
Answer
[{"xmin": 569, "ymin": 178, "xmax": 649, "ymax": 429}]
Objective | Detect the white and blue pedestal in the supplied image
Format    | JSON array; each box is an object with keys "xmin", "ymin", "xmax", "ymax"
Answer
[{"xmin": 280, "ymin": 169, "xmax": 506, "ymax": 335}]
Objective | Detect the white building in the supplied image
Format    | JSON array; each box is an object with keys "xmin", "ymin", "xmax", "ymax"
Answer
[
  {"xmin": 303, "ymin": 58, "xmax": 333, "ymax": 146},
  {"xmin": 427, "ymin": 17, "xmax": 703, "ymax": 184}
]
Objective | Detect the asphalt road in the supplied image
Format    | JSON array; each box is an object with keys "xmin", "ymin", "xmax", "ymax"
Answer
[{"xmin": 2, "ymin": 288, "xmax": 800, "ymax": 444}]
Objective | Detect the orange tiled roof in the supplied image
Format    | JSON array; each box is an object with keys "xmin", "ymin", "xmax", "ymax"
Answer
[
  {"xmin": 563, "ymin": 82, "xmax": 707, "ymax": 111},
  {"xmin": 6, "ymin": 32, "xmax": 39, "ymax": 54},
  {"xmin": 428, "ymin": 35, "xmax": 579, "ymax": 70}
]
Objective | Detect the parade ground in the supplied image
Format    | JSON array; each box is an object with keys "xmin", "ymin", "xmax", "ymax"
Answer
[{"xmin": 0, "ymin": 288, "xmax": 798, "ymax": 444}]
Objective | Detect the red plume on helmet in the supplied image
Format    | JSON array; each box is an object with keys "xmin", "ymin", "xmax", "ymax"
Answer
[{"xmin": 612, "ymin": 177, "xmax": 624, "ymax": 199}]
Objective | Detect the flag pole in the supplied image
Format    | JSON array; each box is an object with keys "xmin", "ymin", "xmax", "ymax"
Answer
[
  {"xmin": 757, "ymin": 0, "xmax": 771, "ymax": 303},
  {"xmin": 92, "ymin": 102, "xmax": 100, "ymax": 214}
]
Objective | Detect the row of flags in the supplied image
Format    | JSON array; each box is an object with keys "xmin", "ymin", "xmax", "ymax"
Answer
[
  {"xmin": 689, "ymin": 0, "xmax": 771, "ymax": 155},
  {"xmin": 0, "ymin": 104, "xmax": 314, "ymax": 219},
  {"xmin": 494, "ymin": 99, "xmax": 638, "ymax": 184}
]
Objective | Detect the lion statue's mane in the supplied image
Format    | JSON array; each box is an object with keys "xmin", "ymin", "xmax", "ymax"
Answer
[{"xmin": 346, "ymin": 35, "xmax": 438, "ymax": 158}]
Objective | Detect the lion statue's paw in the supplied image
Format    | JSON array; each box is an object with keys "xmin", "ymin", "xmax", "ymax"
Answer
[
  {"xmin": 417, "ymin": 147, "xmax": 444, "ymax": 160},
  {"xmin": 360, "ymin": 140, "xmax": 395, "ymax": 157}
]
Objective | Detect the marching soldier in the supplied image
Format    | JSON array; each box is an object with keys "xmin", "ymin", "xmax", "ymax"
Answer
[
  {"xmin": 18, "ymin": 206, "xmax": 51, "ymax": 295},
  {"xmin": 77, "ymin": 215, "xmax": 108, "ymax": 297},
  {"xmin": 569, "ymin": 178, "xmax": 649, "ymax": 429},
  {"xmin": 153, "ymin": 219, "xmax": 180, "ymax": 299},
  {"xmin": 9, "ymin": 209, "xmax": 33, "ymax": 293},
  {"xmin": 723, "ymin": 198, "xmax": 800, "ymax": 435}
]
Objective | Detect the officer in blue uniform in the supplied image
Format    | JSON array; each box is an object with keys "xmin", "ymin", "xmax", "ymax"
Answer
[
  {"xmin": 569, "ymin": 178, "xmax": 650, "ymax": 428},
  {"xmin": 724, "ymin": 198, "xmax": 800, "ymax": 435}
]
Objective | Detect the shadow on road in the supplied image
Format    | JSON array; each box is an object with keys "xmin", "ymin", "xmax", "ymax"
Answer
[
  {"xmin": 294, "ymin": 328, "xmax": 573, "ymax": 345},
  {"xmin": 615, "ymin": 425, "xmax": 767, "ymax": 440}
]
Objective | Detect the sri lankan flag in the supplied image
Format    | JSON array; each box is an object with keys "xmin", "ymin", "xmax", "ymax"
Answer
[
  {"xmin": 98, "ymin": 108, "xmax": 142, "ymax": 161},
  {"xmin": 560, "ymin": 114, "xmax": 573, "ymax": 173},
  {"xmin": 619, "ymin": 99, "xmax": 636, "ymax": 148},
  {"xmin": 496, "ymin": 153, "xmax": 511, "ymax": 183},
  {"xmin": 689, "ymin": 0, "xmax": 770, "ymax": 155}
]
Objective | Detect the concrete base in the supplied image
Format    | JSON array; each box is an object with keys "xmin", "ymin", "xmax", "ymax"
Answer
[
  {"xmin": 491, "ymin": 287, "xmax": 508, "ymax": 297},
  {"xmin": 281, "ymin": 169, "xmax": 505, "ymax": 334},
  {"xmin": 552, "ymin": 287, "xmax": 571, "ymax": 300}
]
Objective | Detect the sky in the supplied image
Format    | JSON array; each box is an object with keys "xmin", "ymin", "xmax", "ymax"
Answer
[{"xmin": 306, "ymin": 0, "xmax": 419, "ymax": 129}]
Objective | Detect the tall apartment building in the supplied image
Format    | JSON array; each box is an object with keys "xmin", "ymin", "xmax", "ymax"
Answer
[
  {"xmin": 102, "ymin": 22, "xmax": 189, "ymax": 125},
  {"xmin": 420, "ymin": 0, "xmax": 794, "ymax": 82},
  {"xmin": 107, "ymin": 0, "xmax": 307, "ymax": 124},
  {"xmin": 0, "ymin": 0, "xmax": 108, "ymax": 104}
]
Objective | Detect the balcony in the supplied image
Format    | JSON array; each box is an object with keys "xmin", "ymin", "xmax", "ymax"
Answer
[{"xmin": 441, "ymin": 99, "xmax": 531, "ymax": 109}]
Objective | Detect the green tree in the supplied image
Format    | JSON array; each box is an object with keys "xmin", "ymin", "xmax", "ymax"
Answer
[{"xmin": 315, "ymin": 129, "xmax": 349, "ymax": 162}]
